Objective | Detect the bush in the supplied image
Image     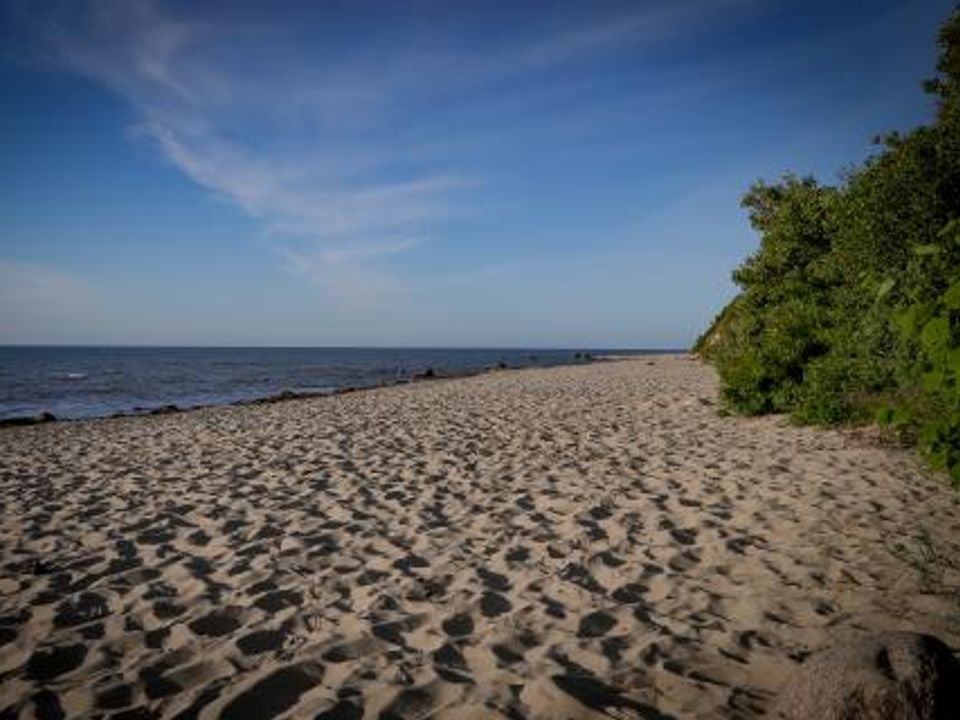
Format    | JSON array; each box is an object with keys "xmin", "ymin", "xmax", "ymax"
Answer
[{"xmin": 702, "ymin": 9, "xmax": 960, "ymax": 484}]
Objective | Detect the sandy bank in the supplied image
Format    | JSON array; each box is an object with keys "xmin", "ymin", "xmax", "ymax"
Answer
[{"xmin": 1, "ymin": 355, "xmax": 958, "ymax": 718}]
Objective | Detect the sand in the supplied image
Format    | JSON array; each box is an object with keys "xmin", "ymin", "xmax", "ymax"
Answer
[{"xmin": 1, "ymin": 355, "xmax": 959, "ymax": 719}]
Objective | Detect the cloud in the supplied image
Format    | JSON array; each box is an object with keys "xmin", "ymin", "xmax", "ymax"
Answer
[
  {"xmin": 143, "ymin": 123, "xmax": 466, "ymax": 240},
  {"xmin": 7, "ymin": 1, "xmax": 463, "ymax": 264},
  {"xmin": 280, "ymin": 237, "xmax": 423, "ymax": 309},
  {"xmin": 499, "ymin": 0, "xmax": 760, "ymax": 73},
  {"xmin": 4, "ymin": 0, "xmax": 761, "ymax": 305}
]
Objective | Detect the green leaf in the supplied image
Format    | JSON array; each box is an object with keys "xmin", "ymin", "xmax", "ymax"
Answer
[
  {"xmin": 892, "ymin": 407, "xmax": 912, "ymax": 426},
  {"xmin": 937, "ymin": 218, "xmax": 960, "ymax": 244},
  {"xmin": 944, "ymin": 280, "xmax": 960, "ymax": 309},
  {"xmin": 920, "ymin": 316, "xmax": 950, "ymax": 356},
  {"xmin": 875, "ymin": 277, "xmax": 896, "ymax": 301},
  {"xmin": 914, "ymin": 243, "xmax": 942, "ymax": 256},
  {"xmin": 929, "ymin": 447, "xmax": 948, "ymax": 470},
  {"xmin": 894, "ymin": 302, "xmax": 935, "ymax": 339},
  {"xmin": 923, "ymin": 370, "xmax": 945, "ymax": 392},
  {"xmin": 893, "ymin": 307, "xmax": 918, "ymax": 338}
]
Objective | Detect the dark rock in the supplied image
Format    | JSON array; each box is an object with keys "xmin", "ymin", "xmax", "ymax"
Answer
[
  {"xmin": 247, "ymin": 389, "xmax": 326, "ymax": 406},
  {"xmin": 0, "ymin": 411, "xmax": 57, "ymax": 428},
  {"xmin": 148, "ymin": 405, "xmax": 180, "ymax": 416},
  {"xmin": 777, "ymin": 632, "xmax": 960, "ymax": 720}
]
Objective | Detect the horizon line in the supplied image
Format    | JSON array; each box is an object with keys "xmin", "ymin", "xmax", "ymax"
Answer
[{"xmin": 0, "ymin": 343, "xmax": 686, "ymax": 351}]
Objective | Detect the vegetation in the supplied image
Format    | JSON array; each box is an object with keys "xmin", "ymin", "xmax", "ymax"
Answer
[{"xmin": 698, "ymin": 9, "xmax": 960, "ymax": 483}]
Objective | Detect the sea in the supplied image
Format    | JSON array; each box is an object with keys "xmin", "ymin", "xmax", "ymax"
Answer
[{"xmin": 0, "ymin": 346, "xmax": 663, "ymax": 421}]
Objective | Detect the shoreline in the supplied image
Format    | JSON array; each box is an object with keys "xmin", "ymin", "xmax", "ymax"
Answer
[
  {"xmin": 1, "ymin": 356, "xmax": 957, "ymax": 718},
  {"xmin": 0, "ymin": 351, "xmax": 665, "ymax": 430}
]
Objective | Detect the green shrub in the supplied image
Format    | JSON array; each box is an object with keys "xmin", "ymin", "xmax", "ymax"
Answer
[{"xmin": 702, "ymin": 9, "xmax": 960, "ymax": 485}]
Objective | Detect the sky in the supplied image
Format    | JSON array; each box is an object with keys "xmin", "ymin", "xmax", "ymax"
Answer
[{"xmin": 0, "ymin": 0, "xmax": 954, "ymax": 348}]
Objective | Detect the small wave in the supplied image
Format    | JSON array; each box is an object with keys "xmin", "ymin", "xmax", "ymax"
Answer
[{"xmin": 51, "ymin": 372, "xmax": 88, "ymax": 380}]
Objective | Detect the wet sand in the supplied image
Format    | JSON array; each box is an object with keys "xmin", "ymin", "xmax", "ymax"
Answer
[{"xmin": 1, "ymin": 355, "xmax": 959, "ymax": 719}]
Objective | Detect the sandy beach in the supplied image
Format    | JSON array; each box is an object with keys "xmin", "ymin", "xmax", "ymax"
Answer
[{"xmin": 1, "ymin": 355, "xmax": 959, "ymax": 719}]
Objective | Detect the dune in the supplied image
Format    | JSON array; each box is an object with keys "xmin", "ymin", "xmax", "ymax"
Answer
[{"xmin": 1, "ymin": 355, "xmax": 958, "ymax": 718}]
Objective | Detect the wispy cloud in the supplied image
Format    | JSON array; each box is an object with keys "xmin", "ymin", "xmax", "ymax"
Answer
[
  {"xmin": 282, "ymin": 237, "xmax": 422, "ymax": 309},
  {"xmin": 7, "ymin": 1, "xmax": 464, "ymax": 250},
  {"xmin": 142, "ymin": 123, "xmax": 466, "ymax": 239},
  {"xmin": 4, "ymin": 0, "xmax": 759, "ymax": 304}
]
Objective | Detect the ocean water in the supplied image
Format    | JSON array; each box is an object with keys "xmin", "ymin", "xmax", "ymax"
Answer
[{"xmin": 0, "ymin": 346, "xmax": 659, "ymax": 421}]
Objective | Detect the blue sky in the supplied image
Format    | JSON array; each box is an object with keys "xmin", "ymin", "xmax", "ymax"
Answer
[{"xmin": 0, "ymin": 0, "xmax": 954, "ymax": 347}]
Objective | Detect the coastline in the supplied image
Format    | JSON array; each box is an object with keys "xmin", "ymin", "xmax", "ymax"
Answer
[
  {"xmin": 1, "ymin": 355, "xmax": 958, "ymax": 718},
  {"xmin": 0, "ymin": 350, "xmax": 655, "ymax": 428}
]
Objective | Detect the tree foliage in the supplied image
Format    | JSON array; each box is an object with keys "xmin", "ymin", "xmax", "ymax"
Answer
[{"xmin": 701, "ymin": 8, "xmax": 960, "ymax": 483}]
